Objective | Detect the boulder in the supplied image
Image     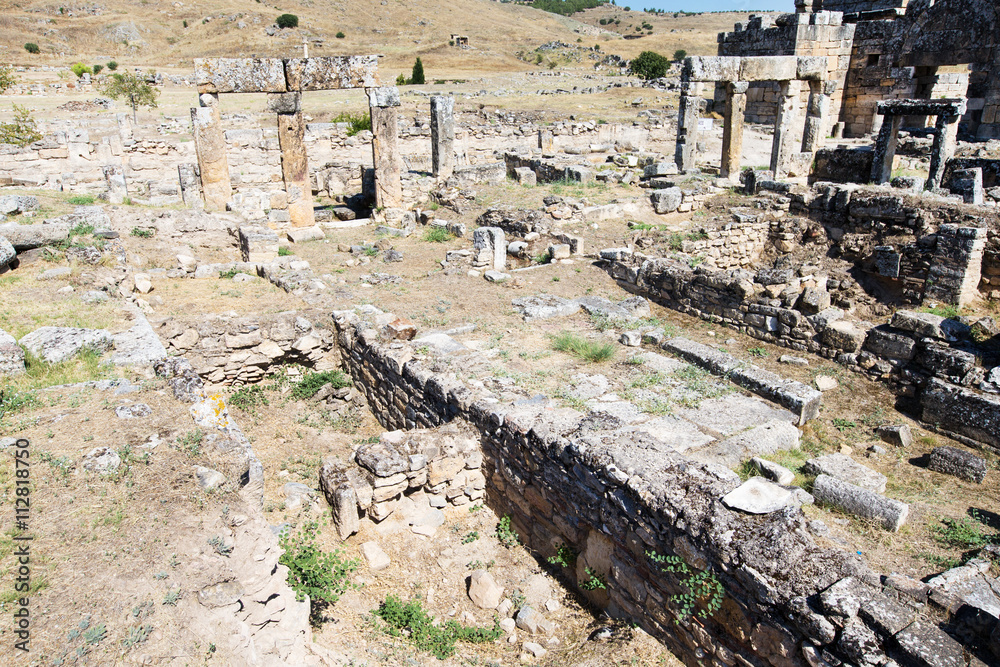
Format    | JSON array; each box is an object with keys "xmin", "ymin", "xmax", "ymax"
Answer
[
  {"xmin": 19, "ymin": 326, "xmax": 113, "ymax": 363},
  {"xmin": 468, "ymin": 570, "xmax": 504, "ymax": 609},
  {"xmin": 81, "ymin": 447, "xmax": 121, "ymax": 474},
  {"xmin": 0, "ymin": 236, "xmax": 15, "ymax": 267},
  {"xmin": 650, "ymin": 187, "xmax": 682, "ymax": 214},
  {"xmin": 0, "ymin": 223, "xmax": 71, "ymax": 250},
  {"xmin": 927, "ymin": 446, "xmax": 987, "ymax": 483},
  {"xmin": 0, "ymin": 328, "xmax": 25, "ymax": 375}
]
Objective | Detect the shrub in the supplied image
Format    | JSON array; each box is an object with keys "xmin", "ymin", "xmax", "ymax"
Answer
[
  {"xmin": 495, "ymin": 515, "xmax": 519, "ymax": 548},
  {"xmin": 550, "ymin": 331, "xmax": 615, "ymax": 363},
  {"xmin": 106, "ymin": 61, "xmax": 118, "ymax": 71},
  {"xmin": 276, "ymin": 13, "xmax": 299, "ymax": 29},
  {"xmin": 230, "ymin": 384, "xmax": 269, "ymax": 411},
  {"xmin": 335, "ymin": 31, "xmax": 345, "ymax": 38},
  {"xmin": 291, "ymin": 370, "xmax": 351, "ymax": 400},
  {"xmin": 673, "ymin": 48, "xmax": 687, "ymax": 62},
  {"xmin": 0, "ymin": 65, "xmax": 15, "ymax": 93},
  {"xmin": 280, "ymin": 520, "xmax": 359, "ymax": 624},
  {"xmin": 0, "ymin": 104, "xmax": 43, "ymax": 147},
  {"xmin": 92, "ymin": 64, "xmax": 103, "ymax": 75},
  {"xmin": 130, "ymin": 227, "xmax": 154, "ymax": 238},
  {"xmin": 71, "ymin": 62, "xmax": 93, "ymax": 78},
  {"xmin": 410, "ymin": 57, "xmax": 425, "ymax": 85},
  {"xmin": 24, "ymin": 42, "xmax": 40, "ymax": 54},
  {"xmin": 182, "ymin": 19, "xmax": 188, "ymax": 28},
  {"xmin": 395, "ymin": 73, "xmax": 407, "ymax": 86},
  {"xmin": 67, "ymin": 195, "xmax": 96, "ymax": 205},
  {"xmin": 372, "ymin": 595, "xmax": 502, "ymax": 659},
  {"xmin": 331, "ymin": 111, "xmax": 370, "ymax": 136},
  {"xmin": 423, "ymin": 227, "xmax": 453, "ymax": 243},
  {"xmin": 629, "ymin": 50, "xmax": 670, "ymax": 80}
]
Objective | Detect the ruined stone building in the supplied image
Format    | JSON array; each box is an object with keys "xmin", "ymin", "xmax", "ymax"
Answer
[{"xmin": 716, "ymin": 0, "xmax": 999, "ymax": 141}]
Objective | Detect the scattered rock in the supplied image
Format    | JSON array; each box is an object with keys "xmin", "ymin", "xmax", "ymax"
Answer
[
  {"xmin": 19, "ymin": 326, "xmax": 113, "ymax": 363},
  {"xmin": 283, "ymin": 482, "xmax": 316, "ymax": 509},
  {"xmin": 514, "ymin": 605, "xmax": 554, "ymax": 636},
  {"xmin": 722, "ymin": 476, "xmax": 798, "ymax": 514},
  {"xmin": 804, "ymin": 453, "xmax": 887, "ymax": 493},
  {"xmin": 750, "ymin": 457, "xmax": 795, "ymax": 485},
  {"xmin": 0, "ymin": 328, "xmax": 26, "ymax": 375},
  {"xmin": 114, "ymin": 403, "xmax": 152, "ymax": 419},
  {"xmin": 927, "ymin": 446, "xmax": 988, "ymax": 483},
  {"xmin": 361, "ymin": 541, "xmax": 391, "ymax": 571},
  {"xmin": 468, "ymin": 570, "xmax": 504, "ymax": 609},
  {"xmin": 815, "ymin": 375, "xmax": 839, "ymax": 391},
  {"xmin": 876, "ymin": 424, "xmax": 912, "ymax": 448},
  {"xmin": 80, "ymin": 447, "xmax": 121, "ymax": 474},
  {"xmin": 193, "ymin": 465, "xmax": 226, "ymax": 490},
  {"xmin": 778, "ymin": 355, "xmax": 809, "ymax": 367}
]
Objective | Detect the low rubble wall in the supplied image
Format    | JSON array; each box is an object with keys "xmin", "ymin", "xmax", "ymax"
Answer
[{"xmin": 327, "ymin": 306, "xmax": 986, "ymax": 667}]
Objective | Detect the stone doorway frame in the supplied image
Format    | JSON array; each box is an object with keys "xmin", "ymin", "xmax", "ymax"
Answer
[
  {"xmin": 676, "ymin": 55, "xmax": 830, "ymax": 179},
  {"xmin": 869, "ymin": 98, "xmax": 967, "ymax": 190},
  {"xmin": 191, "ymin": 56, "xmax": 379, "ymax": 227}
]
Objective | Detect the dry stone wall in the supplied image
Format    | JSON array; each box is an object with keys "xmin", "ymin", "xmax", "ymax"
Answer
[{"xmin": 325, "ymin": 305, "xmax": 986, "ymax": 667}]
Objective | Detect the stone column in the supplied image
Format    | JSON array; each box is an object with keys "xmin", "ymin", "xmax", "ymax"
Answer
[
  {"xmin": 720, "ymin": 81, "xmax": 748, "ymax": 180},
  {"xmin": 927, "ymin": 113, "xmax": 960, "ymax": 190},
  {"xmin": 801, "ymin": 80, "xmax": 831, "ymax": 154},
  {"xmin": 270, "ymin": 92, "xmax": 314, "ymax": 228},
  {"xmin": 191, "ymin": 93, "xmax": 231, "ymax": 211},
  {"xmin": 367, "ymin": 86, "xmax": 403, "ymax": 210},
  {"xmin": 430, "ymin": 96, "xmax": 455, "ymax": 180},
  {"xmin": 538, "ymin": 129, "xmax": 554, "ymax": 152},
  {"xmin": 103, "ymin": 165, "xmax": 127, "ymax": 204},
  {"xmin": 769, "ymin": 80, "xmax": 798, "ymax": 178},
  {"xmin": 870, "ymin": 114, "xmax": 902, "ymax": 184},
  {"xmin": 675, "ymin": 84, "xmax": 703, "ymax": 173}
]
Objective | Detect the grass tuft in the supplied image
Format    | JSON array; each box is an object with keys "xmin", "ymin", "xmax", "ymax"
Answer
[
  {"xmin": 372, "ymin": 595, "xmax": 502, "ymax": 659},
  {"xmin": 550, "ymin": 331, "xmax": 615, "ymax": 363}
]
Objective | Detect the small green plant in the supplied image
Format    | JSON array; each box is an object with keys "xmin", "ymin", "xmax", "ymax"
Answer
[
  {"xmin": 122, "ymin": 624, "xmax": 153, "ymax": 648},
  {"xmin": 71, "ymin": 62, "xmax": 93, "ymax": 78},
  {"xmin": 278, "ymin": 246, "xmax": 292, "ymax": 256},
  {"xmin": 230, "ymin": 384, "xmax": 269, "ymax": 411},
  {"xmin": 547, "ymin": 543, "xmax": 578, "ymax": 569},
  {"xmin": 395, "ymin": 73, "xmax": 408, "ymax": 86},
  {"xmin": 461, "ymin": 531, "xmax": 479, "ymax": 544},
  {"xmin": 580, "ymin": 568, "xmax": 607, "ymax": 591},
  {"xmin": 423, "ymin": 227, "xmax": 453, "ymax": 243},
  {"xmin": 363, "ymin": 245, "xmax": 379, "ymax": 257},
  {"xmin": 24, "ymin": 42, "xmax": 40, "ymax": 54},
  {"xmin": 276, "ymin": 13, "xmax": 299, "ymax": 28},
  {"xmin": 932, "ymin": 513, "xmax": 996, "ymax": 549},
  {"xmin": 83, "ymin": 623, "xmax": 106, "ymax": 645},
  {"xmin": 920, "ymin": 304, "xmax": 961, "ymax": 319},
  {"xmin": 0, "ymin": 65, "xmax": 15, "ymax": 93},
  {"xmin": 550, "ymin": 331, "xmax": 615, "ymax": 363},
  {"xmin": 291, "ymin": 370, "xmax": 351, "ymax": 400},
  {"xmin": 279, "ymin": 520, "xmax": 360, "ymax": 624},
  {"xmin": 336, "ymin": 31, "xmax": 345, "ymax": 38},
  {"xmin": 331, "ymin": 111, "xmax": 371, "ymax": 136},
  {"xmin": 67, "ymin": 195, "xmax": 96, "ymax": 205},
  {"xmin": 130, "ymin": 227, "xmax": 154, "ymax": 238},
  {"xmin": 106, "ymin": 61, "xmax": 118, "ymax": 71},
  {"xmin": 177, "ymin": 429, "xmax": 203, "ymax": 457},
  {"xmin": 162, "ymin": 589, "xmax": 180, "ymax": 606},
  {"xmin": 832, "ymin": 418, "xmax": 857, "ymax": 432},
  {"xmin": 0, "ymin": 104, "xmax": 43, "ymax": 147},
  {"xmin": 648, "ymin": 551, "xmax": 724, "ymax": 623},
  {"xmin": 218, "ymin": 267, "xmax": 239, "ymax": 279},
  {"xmin": 207, "ymin": 535, "xmax": 233, "ymax": 557},
  {"xmin": 495, "ymin": 515, "xmax": 519, "ymax": 549},
  {"xmin": 92, "ymin": 64, "xmax": 103, "ymax": 75},
  {"xmin": 747, "ymin": 347, "xmax": 768, "ymax": 358},
  {"xmin": 372, "ymin": 595, "xmax": 502, "ymax": 659}
]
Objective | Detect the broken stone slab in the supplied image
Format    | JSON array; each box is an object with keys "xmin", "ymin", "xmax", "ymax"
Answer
[
  {"xmin": 858, "ymin": 592, "xmax": 917, "ymax": 636},
  {"xmin": 19, "ymin": 326, "xmax": 113, "ymax": 364},
  {"xmin": 804, "ymin": 454, "xmax": 887, "ymax": 493},
  {"xmin": 356, "ymin": 441, "xmax": 408, "ymax": 477},
  {"xmin": 721, "ymin": 477, "xmax": 798, "ymax": 514},
  {"xmin": 692, "ymin": 419, "xmax": 800, "ymax": 468},
  {"xmin": 926, "ymin": 558, "xmax": 1000, "ymax": 619},
  {"xmin": 194, "ymin": 57, "xmax": 287, "ymax": 94},
  {"xmin": 511, "ymin": 294, "xmax": 581, "ymax": 322},
  {"xmin": 239, "ymin": 226, "xmax": 279, "ymax": 264},
  {"xmin": 0, "ymin": 194, "xmax": 39, "ymax": 215},
  {"xmin": 361, "ymin": 541, "xmax": 391, "ymax": 571},
  {"xmin": 812, "ymin": 474, "xmax": 908, "ymax": 531},
  {"xmin": 286, "ymin": 226, "xmax": 325, "ymax": 243},
  {"xmin": 468, "ymin": 570, "xmax": 504, "ymax": 609},
  {"xmin": 876, "ymin": 424, "xmax": 912, "ymax": 448},
  {"xmin": 515, "ymin": 605, "xmax": 554, "ymax": 636},
  {"xmin": 890, "ymin": 310, "xmax": 963, "ymax": 341},
  {"xmin": 894, "ymin": 619, "xmax": 966, "ymax": 667},
  {"xmin": 814, "ymin": 375, "xmax": 838, "ymax": 392},
  {"xmin": 750, "ymin": 457, "xmax": 795, "ymax": 485},
  {"xmin": 0, "ymin": 223, "xmax": 71, "ymax": 250},
  {"xmin": 111, "ymin": 311, "xmax": 168, "ymax": 366},
  {"xmin": 0, "ymin": 328, "xmax": 25, "ymax": 375},
  {"xmin": 820, "ymin": 320, "xmax": 867, "ymax": 353},
  {"xmin": 484, "ymin": 270, "xmax": 510, "ymax": 283},
  {"xmin": 194, "ymin": 465, "xmax": 226, "ymax": 490},
  {"xmin": 927, "ymin": 446, "xmax": 987, "ymax": 483},
  {"xmin": 921, "ymin": 377, "xmax": 1000, "ymax": 451}
]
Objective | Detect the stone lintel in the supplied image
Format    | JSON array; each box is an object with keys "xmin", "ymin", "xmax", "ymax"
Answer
[
  {"xmin": 876, "ymin": 98, "xmax": 967, "ymax": 118},
  {"xmin": 685, "ymin": 55, "xmax": 824, "ymax": 83},
  {"xmin": 284, "ymin": 56, "xmax": 378, "ymax": 91},
  {"xmin": 195, "ymin": 58, "xmax": 287, "ymax": 94}
]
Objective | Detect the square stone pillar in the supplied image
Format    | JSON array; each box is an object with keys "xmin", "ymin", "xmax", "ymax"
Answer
[
  {"xmin": 675, "ymin": 84, "xmax": 703, "ymax": 173},
  {"xmin": 927, "ymin": 113, "xmax": 960, "ymax": 190},
  {"xmin": 720, "ymin": 81, "xmax": 748, "ymax": 180},
  {"xmin": 103, "ymin": 165, "xmax": 127, "ymax": 204},
  {"xmin": 538, "ymin": 129, "xmax": 554, "ymax": 152},
  {"xmin": 367, "ymin": 86, "xmax": 403, "ymax": 209},
  {"xmin": 769, "ymin": 81, "xmax": 799, "ymax": 178},
  {"xmin": 191, "ymin": 93, "xmax": 231, "ymax": 211},
  {"xmin": 430, "ymin": 96, "xmax": 455, "ymax": 180},
  {"xmin": 870, "ymin": 115, "xmax": 902, "ymax": 184},
  {"xmin": 270, "ymin": 92, "xmax": 314, "ymax": 228},
  {"xmin": 801, "ymin": 80, "xmax": 832, "ymax": 154}
]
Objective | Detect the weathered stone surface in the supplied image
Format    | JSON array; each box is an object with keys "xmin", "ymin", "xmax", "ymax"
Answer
[
  {"xmin": 430, "ymin": 96, "xmax": 455, "ymax": 179},
  {"xmin": 19, "ymin": 326, "xmax": 113, "ymax": 363},
  {"xmin": 821, "ymin": 320, "xmax": 867, "ymax": 353},
  {"xmin": 0, "ymin": 328, "xmax": 25, "ymax": 375},
  {"xmin": 894, "ymin": 620, "xmax": 965, "ymax": 667},
  {"xmin": 0, "ymin": 223, "xmax": 70, "ymax": 250},
  {"xmin": 812, "ymin": 474, "xmax": 908, "ymax": 531},
  {"xmin": 650, "ymin": 187, "xmax": 682, "ymax": 214},
  {"xmin": 876, "ymin": 424, "xmax": 912, "ymax": 448},
  {"xmin": 515, "ymin": 605, "xmax": 554, "ymax": 636},
  {"xmin": 369, "ymin": 88, "xmax": 402, "ymax": 209},
  {"xmin": 751, "ymin": 457, "xmax": 795, "ymax": 485},
  {"xmin": 864, "ymin": 327, "xmax": 916, "ymax": 361},
  {"xmin": 804, "ymin": 454, "xmax": 887, "ymax": 493},
  {"xmin": 239, "ymin": 226, "xmax": 279, "ymax": 263},
  {"xmin": 928, "ymin": 446, "xmax": 988, "ymax": 483},
  {"xmin": 356, "ymin": 441, "xmax": 408, "ymax": 477},
  {"xmin": 284, "ymin": 56, "xmax": 378, "ymax": 91},
  {"xmin": 722, "ymin": 477, "xmax": 797, "ymax": 514},
  {"xmin": 468, "ymin": 570, "xmax": 504, "ymax": 609},
  {"xmin": 859, "ymin": 593, "xmax": 916, "ymax": 636},
  {"xmin": 921, "ymin": 377, "xmax": 1000, "ymax": 450},
  {"xmin": 195, "ymin": 57, "xmax": 287, "ymax": 93},
  {"xmin": 0, "ymin": 236, "xmax": 14, "ymax": 267},
  {"xmin": 277, "ymin": 111, "xmax": 315, "ymax": 228},
  {"xmin": 361, "ymin": 541, "xmax": 391, "ymax": 571},
  {"xmin": 81, "ymin": 447, "xmax": 121, "ymax": 474},
  {"xmin": 191, "ymin": 102, "xmax": 231, "ymax": 211},
  {"xmin": 194, "ymin": 465, "xmax": 226, "ymax": 490},
  {"xmin": 0, "ymin": 195, "xmax": 39, "ymax": 215}
]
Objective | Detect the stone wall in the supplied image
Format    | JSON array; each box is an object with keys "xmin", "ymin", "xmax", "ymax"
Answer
[{"xmin": 325, "ymin": 304, "xmax": 988, "ymax": 667}]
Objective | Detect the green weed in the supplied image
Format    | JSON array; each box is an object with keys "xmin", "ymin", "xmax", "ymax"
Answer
[
  {"xmin": 280, "ymin": 520, "xmax": 360, "ymax": 624},
  {"xmin": 372, "ymin": 595, "xmax": 502, "ymax": 659},
  {"xmin": 550, "ymin": 331, "xmax": 615, "ymax": 363}
]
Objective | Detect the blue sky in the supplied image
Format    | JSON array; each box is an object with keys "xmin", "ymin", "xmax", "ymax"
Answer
[{"xmin": 630, "ymin": 0, "xmax": 795, "ymax": 11}]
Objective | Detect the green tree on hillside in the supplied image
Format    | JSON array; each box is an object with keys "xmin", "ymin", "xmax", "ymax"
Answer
[
  {"xmin": 100, "ymin": 71, "xmax": 159, "ymax": 123},
  {"xmin": 411, "ymin": 58, "xmax": 425, "ymax": 85},
  {"xmin": 629, "ymin": 51, "xmax": 669, "ymax": 80}
]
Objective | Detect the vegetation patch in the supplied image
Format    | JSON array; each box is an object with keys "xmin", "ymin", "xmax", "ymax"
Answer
[
  {"xmin": 280, "ymin": 520, "xmax": 360, "ymax": 624},
  {"xmin": 290, "ymin": 370, "xmax": 352, "ymax": 400},
  {"xmin": 550, "ymin": 331, "xmax": 615, "ymax": 363},
  {"xmin": 372, "ymin": 595, "xmax": 502, "ymax": 659}
]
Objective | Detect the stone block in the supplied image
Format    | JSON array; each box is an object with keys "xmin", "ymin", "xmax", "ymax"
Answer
[
  {"xmin": 266, "ymin": 92, "xmax": 301, "ymax": 114},
  {"xmin": 0, "ymin": 236, "xmax": 14, "ymax": 268},
  {"xmin": 513, "ymin": 167, "xmax": 536, "ymax": 186},
  {"xmin": 821, "ymin": 320, "xmax": 867, "ymax": 353},
  {"xmin": 650, "ymin": 187, "xmax": 682, "ymax": 214},
  {"xmin": 286, "ymin": 225, "xmax": 325, "ymax": 243},
  {"xmin": 564, "ymin": 165, "xmax": 594, "ymax": 183},
  {"xmin": 468, "ymin": 570, "xmax": 504, "ymax": 609},
  {"xmin": 239, "ymin": 226, "xmax": 279, "ymax": 263},
  {"xmin": 928, "ymin": 446, "xmax": 988, "ymax": 483},
  {"xmin": 722, "ymin": 477, "xmax": 798, "ymax": 514},
  {"xmin": 876, "ymin": 424, "xmax": 912, "ymax": 448},
  {"xmin": 195, "ymin": 57, "xmax": 287, "ymax": 93},
  {"xmin": 356, "ymin": 440, "xmax": 408, "ymax": 477},
  {"xmin": 284, "ymin": 56, "xmax": 378, "ymax": 91},
  {"xmin": 864, "ymin": 327, "xmax": 916, "ymax": 361},
  {"xmin": 804, "ymin": 453, "xmax": 887, "ymax": 493},
  {"xmin": 19, "ymin": 327, "xmax": 113, "ymax": 364},
  {"xmin": 739, "ymin": 56, "xmax": 798, "ymax": 82},
  {"xmin": 812, "ymin": 474, "xmax": 908, "ymax": 531}
]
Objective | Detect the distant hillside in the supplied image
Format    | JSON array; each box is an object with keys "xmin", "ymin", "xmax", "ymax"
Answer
[{"xmin": 0, "ymin": 0, "xmax": 756, "ymax": 77}]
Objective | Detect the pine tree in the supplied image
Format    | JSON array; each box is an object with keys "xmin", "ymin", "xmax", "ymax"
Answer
[{"xmin": 411, "ymin": 57, "xmax": 425, "ymax": 85}]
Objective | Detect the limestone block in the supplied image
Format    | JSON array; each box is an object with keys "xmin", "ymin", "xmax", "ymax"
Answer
[
  {"xmin": 239, "ymin": 226, "xmax": 279, "ymax": 263},
  {"xmin": 430, "ymin": 96, "xmax": 455, "ymax": 179},
  {"xmin": 468, "ymin": 570, "xmax": 504, "ymax": 609},
  {"xmin": 928, "ymin": 446, "xmax": 988, "ymax": 483},
  {"xmin": 650, "ymin": 187, "xmax": 682, "ymax": 214},
  {"xmin": 812, "ymin": 474, "xmax": 908, "ymax": 531},
  {"xmin": 804, "ymin": 454, "xmax": 887, "ymax": 493},
  {"xmin": 19, "ymin": 327, "xmax": 113, "ymax": 364},
  {"xmin": 284, "ymin": 56, "xmax": 378, "ymax": 91},
  {"xmin": 739, "ymin": 56, "xmax": 798, "ymax": 82},
  {"xmin": 0, "ymin": 328, "xmax": 25, "ymax": 375},
  {"xmin": 686, "ymin": 56, "xmax": 741, "ymax": 82},
  {"xmin": 195, "ymin": 57, "xmax": 287, "ymax": 93},
  {"xmin": 266, "ymin": 92, "xmax": 301, "ymax": 115},
  {"xmin": 0, "ymin": 236, "xmax": 15, "ymax": 268},
  {"xmin": 722, "ymin": 477, "xmax": 799, "ymax": 514},
  {"xmin": 513, "ymin": 167, "xmax": 536, "ymax": 186}
]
